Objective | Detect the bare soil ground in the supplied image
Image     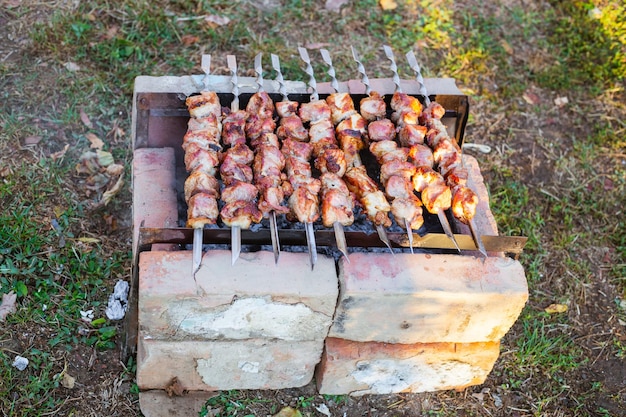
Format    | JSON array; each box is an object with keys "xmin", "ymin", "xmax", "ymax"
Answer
[{"xmin": 1, "ymin": 1, "xmax": 625, "ymax": 416}]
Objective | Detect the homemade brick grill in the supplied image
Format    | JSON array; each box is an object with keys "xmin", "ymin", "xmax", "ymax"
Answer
[{"xmin": 126, "ymin": 60, "xmax": 528, "ymax": 413}]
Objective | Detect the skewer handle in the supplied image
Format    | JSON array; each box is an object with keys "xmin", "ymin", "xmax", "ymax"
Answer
[
  {"xmin": 406, "ymin": 51, "xmax": 431, "ymax": 105},
  {"xmin": 271, "ymin": 54, "xmax": 288, "ymax": 101},
  {"xmin": 350, "ymin": 46, "xmax": 371, "ymax": 95},
  {"xmin": 320, "ymin": 49, "xmax": 339, "ymax": 93},
  {"xmin": 226, "ymin": 55, "xmax": 239, "ymax": 112},
  {"xmin": 254, "ymin": 52, "xmax": 264, "ymax": 92},
  {"xmin": 383, "ymin": 45, "xmax": 402, "ymax": 93},
  {"xmin": 298, "ymin": 47, "xmax": 319, "ymax": 101},
  {"xmin": 201, "ymin": 54, "xmax": 211, "ymax": 89}
]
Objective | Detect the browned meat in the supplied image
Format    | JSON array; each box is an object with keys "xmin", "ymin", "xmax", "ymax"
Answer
[
  {"xmin": 367, "ymin": 118, "xmax": 396, "ymax": 142},
  {"xmin": 246, "ymin": 91, "xmax": 274, "ymax": 119},
  {"xmin": 187, "ymin": 192, "xmax": 219, "ymax": 228},
  {"xmin": 451, "ymin": 185, "xmax": 478, "ymax": 224},
  {"xmin": 359, "ymin": 91, "xmax": 386, "ymax": 121},
  {"xmin": 326, "ymin": 92, "xmax": 357, "ymax": 125},
  {"xmin": 186, "ymin": 91, "xmax": 222, "ymax": 119},
  {"xmin": 184, "ymin": 170, "xmax": 220, "ymax": 202},
  {"xmin": 299, "ymin": 99, "xmax": 331, "ymax": 123},
  {"xmin": 221, "ymin": 110, "xmax": 247, "ymax": 147}
]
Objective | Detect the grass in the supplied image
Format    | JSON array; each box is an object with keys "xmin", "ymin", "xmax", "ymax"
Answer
[{"xmin": 1, "ymin": 0, "xmax": 625, "ymax": 415}]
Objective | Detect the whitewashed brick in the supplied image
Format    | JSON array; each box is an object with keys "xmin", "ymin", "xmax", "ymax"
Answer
[
  {"xmin": 137, "ymin": 334, "xmax": 321, "ymax": 390},
  {"xmin": 329, "ymin": 253, "xmax": 527, "ymax": 344},
  {"xmin": 316, "ymin": 338, "xmax": 500, "ymax": 395},
  {"xmin": 139, "ymin": 250, "xmax": 338, "ymax": 341}
]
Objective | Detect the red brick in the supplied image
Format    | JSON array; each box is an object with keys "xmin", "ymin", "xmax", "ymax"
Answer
[{"xmin": 132, "ymin": 148, "xmax": 178, "ymax": 253}]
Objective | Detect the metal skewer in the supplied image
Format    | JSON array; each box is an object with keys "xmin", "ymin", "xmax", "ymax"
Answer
[
  {"xmin": 316, "ymin": 48, "xmax": 354, "ymax": 261},
  {"xmin": 253, "ymin": 53, "xmax": 281, "ymax": 264},
  {"xmin": 406, "ymin": 50, "xmax": 486, "ymax": 258},
  {"xmin": 226, "ymin": 55, "xmax": 242, "ymax": 265},
  {"xmin": 190, "ymin": 55, "xmax": 213, "ymax": 277},
  {"xmin": 351, "ymin": 46, "xmax": 410, "ymax": 254},
  {"xmin": 282, "ymin": 49, "xmax": 318, "ymax": 270}
]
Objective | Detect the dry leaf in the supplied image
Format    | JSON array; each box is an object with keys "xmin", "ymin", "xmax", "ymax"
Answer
[
  {"xmin": 501, "ymin": 40, "xmax": 513, "ymax": 55},
  {"xmin": 0, "ymin": 291, "xmax": 17, "ymax": 321},
  {"xmin": 86, "ymin": 132, "xmax": 104, "ymax": 150},
  {"xmin": 165, "ymin": 377, "xmax": 185, "ymax": 397},
  {"xmin": 273, "ymin": 407, "xmax": 303, "ymax": 417},
  {"xmin": 24, "ymin": 135, "xmax": 42, "ymax": 145},
  {"xmin": 379, "ymin": 0, "xmax": 398, "ymax": 10},
  {"xmin": 204, "ymin": 14, "xmax": 230, "ymax": 27},
  {"xmin": 50, "ymin": 144, "xmax": 70, "ymax": 161},
  {"xmin": 106, "ymin": 163, "xmax": 124, "ymax": 177},
  {"xmin": 181, "ymin": 34, "xmax": 200, "ymax": 46},
  {"xmin": 61, "ymin": 372, "xmax": 76, "ymax": 389},
  {"xmin": 522, "ymin": 90, "xmax": 541, "ymax": 105},
  {"xmin": 96, "ymin": 150, "xmax": 114, "ymax": 167},
  {"xmin": 102, "ymin": 175, "xmax": 124, "ymax": 206},
  {"xmin": 80, "ymin": 108, "xmax": 93, "ymax": 129},
  {"xmin": 64, "ymin": 62, "xmax": 81, "ymax": 72},
  {"xmin": 554, "ymin": 96, "xmax": 569, "ymax": 107},
  {"xmin": 78, "ymin": 237, "xmax": 101, "ymax": 243},
  {"xmin": 104, "ymin": 25, "xmax": 119, "ymax": 40},
  {"xmin": 545, "ymin": 303, "xmax": 568, "ymax": 314}
]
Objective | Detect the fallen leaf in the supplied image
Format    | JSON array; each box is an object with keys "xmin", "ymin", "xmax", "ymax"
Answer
[
  {"xmin": 64, "ymin": 62, "xmax": 81, "ymax": 72},
  {"xmin": 80, "ymin": 108, "xmax": 93, "ymax": 129},
  {"xmin": 78, "ymin": 237, "xmax": 101, "ymax": 243},
  {"xmin": 165, "ymin": 377, "xmax": 185, "ymax": 397},
  {"xmin": 522, "ymin": 90, "xmax": 541, "ymax": 105},
  {"xmin": 86, "ymin": 132, "xmax": 104, "ymax": 150},
  {"xmin": 0, "ymin": 165, "xmax": 13, "ymax": 177},
  {"xmin": 379, "ymin": 0, "xmax": 398, "ymax": 10},
  {"xmin": 104, "ymin": 25, "xmax": 119, "ymax": 40},
  {"xmin": 76, "ymin": 151, "xmax": 101, "ymax": 174},
  {"xmin": 24, "ymin": 135, "xmax": 43, "ymax": 145},
  {"xmin": 204, "ymin": 14, "xmax": 230, "ymax": 27},
  {"xmin": 106, "ymin": 163, "xmax": 124, "ymax": 177},
  {"xmin": 181, "ymin": 34, "xmax": 200, "ymax": 46},
  {"xmin": 273, "ymin": 407, "xmax": 302, "ymax": 417},
  {"xmin": 50, "ymin": 144, "xmax": 70, "ymax": 161},
  {"xmin": 102, "ymin": 175, "xmax": 124, "ymax": 206},
  {"xmin": 501, "ymin": 40, "xmax": 513, "ymax": 55},
  {"xmin": 545, "ymin": 303, "xmax": 568, "ymax": 314},
  {"xmin": 96, "ymin": 150, "xmax": 114, "ymax": 167},
  {"xmin": 61, "ymin": 372, "xmax": 76, "ymax": 389},
  {"xmin": 554, "ymin": 96, "xmax": 569, "ymax": 107},
  {"xmin": 0, "ymin": 291, "xmax": 17, "ymax": 321},
  {"xmin": 325, "ymin": 0, "xmax": 350, "ymax": 11},
  {"xmin": 314, "ymin": 403, "xmax": 331, "ymax": 417}
]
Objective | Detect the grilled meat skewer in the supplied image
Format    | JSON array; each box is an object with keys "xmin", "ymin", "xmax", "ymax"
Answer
[
  {"xmin": 250, "ymin": 53, "xmax": 284, "ymax": 264},
  {"xmin": 352, "ymin": 46, "xmax": 422, "ymax": 253},
  {"xmin": 383, "ymin": 45, "xmax": 461, "ymax": 253},
  {"xmin": 407, "ymin": 50, "xmax": 487, "ymax": 259},
  {"xmin": 276, "ymin": 52, "xmax": 320, "ymax": 269},
  {"xmin": 222, "ymin": 55, "xmax": 263, "ymax": 265},
  {"xmin": 184, "ymin": 55, "xmax": 222, "ymax": 277}
]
